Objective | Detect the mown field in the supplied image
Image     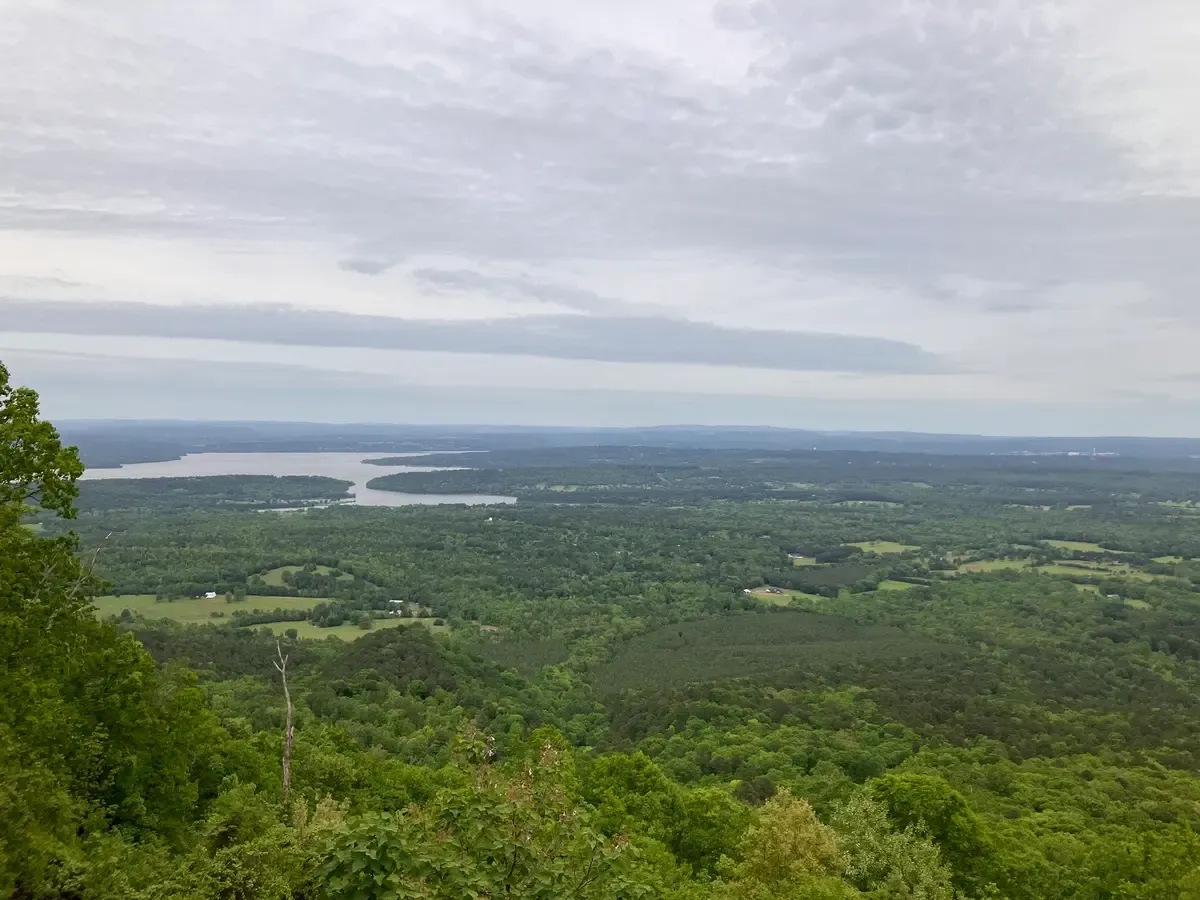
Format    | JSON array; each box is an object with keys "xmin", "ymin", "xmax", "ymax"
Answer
[
  {"xmin": 92, "ymin": 594, "xmax": 322, "ymax": 624},
  {"xmin": 849, "ymin": 540, "xmax": 919, "ymax": 554},
  {"xmin": 259, "ymin": 564, "xmax": 352, "ymax": 586},
  {"xmin": 92, "ymin": 594, "xmax": 446, "ymax": 640},
  {"xmin": 244, "ymin": 618, "xmax": 447, "ymax": 641},
  {"xmin": 1044, "ymin": 539, "xmax": 1132, "ymax": 554}
]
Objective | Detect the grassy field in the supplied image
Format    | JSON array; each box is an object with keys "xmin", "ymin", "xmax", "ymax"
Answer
[
  {"xmin": 1155, "ymin": 556, "xmax": 1186, "ymax": 564},
  {"xmin": 244, "ymin": 618, "xmax": 447, "ymax": 640},
  {"xmin": 93, "ymin": 594, "xmax": 321, "ymax": 624},
  {"xmin": 1027, "ymin": 562, "xmax": 1162, "ymax": 584},
  {"xmin": 957, "ymin": 559, "xmax": 1031, "ymax": 573},
  {"xmin": 260, "ymin": 564, "xmax": 351, "ymax": 586},
  {"xmin": 877, "ymin": 580, "xmax": 918, "ymax": 591},
  {"xmin": 748, "ymin": 586, "xmax": 823, "ymax": 606},
  {"xmin": 790, "ymin": 556, "xmax": 821, "ymax": 567},
  {"xmin": 1036, "ymin": 564, "xmax": 1107, "ymax": 577},
  {"xmin": 849, "ymin": 540, "xmax": 918, "ymax": 554},
  {"xmin": 1045, "ymin": 540, "xmax": 1132, "ymax": 554},
  {"xmin": 1048, "ymin": 559, "xmax": 1110, "ymax": 570}
]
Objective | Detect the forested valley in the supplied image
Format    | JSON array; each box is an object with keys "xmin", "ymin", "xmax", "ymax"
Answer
[{"xmin": 9, "ymin": 360, "xmax": 1200, "ymax": 898}]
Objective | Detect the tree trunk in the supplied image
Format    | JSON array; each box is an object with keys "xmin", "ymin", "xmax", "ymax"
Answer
[{"xmin": 274, "ymin": 641, "xmax": 294, "ymax": 802}]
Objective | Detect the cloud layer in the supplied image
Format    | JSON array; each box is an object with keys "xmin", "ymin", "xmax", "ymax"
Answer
[
  {"xmin": 1, "ymin": 0, "xmax": 1198, "ymax": 430},
  {"xmin": 0, "ymin": 299, "xmax": 947, "ymax": 374}
]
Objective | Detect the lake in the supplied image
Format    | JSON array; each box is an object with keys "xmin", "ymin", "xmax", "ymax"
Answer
[{"xmin": 80, "ymin": 451, "xmax": 517, "ymax": 508}]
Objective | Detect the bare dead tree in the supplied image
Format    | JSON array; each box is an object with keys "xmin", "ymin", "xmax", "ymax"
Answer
[{"xmin": 273, "ymin": 640, "xmax": 294, "ymax": 802}]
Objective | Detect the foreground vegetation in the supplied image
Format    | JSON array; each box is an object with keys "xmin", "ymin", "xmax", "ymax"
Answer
[{"xmin": 8, "ymin": 360, "xmax": 1200, "ymax": 898}]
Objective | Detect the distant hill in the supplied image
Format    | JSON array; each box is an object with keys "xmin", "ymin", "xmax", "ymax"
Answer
[{"xmin": 59, "ymin": 419, "xmax": 1200, "ymax": 469}]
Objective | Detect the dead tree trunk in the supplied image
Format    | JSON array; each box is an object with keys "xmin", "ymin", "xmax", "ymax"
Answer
[{"xmin": 273, "ymin": 640, "xmax": 294, "ymax": 802}]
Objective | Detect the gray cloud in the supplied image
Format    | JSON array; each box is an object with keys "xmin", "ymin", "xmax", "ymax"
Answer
[
  {"xmin": 0, "ymin": 299, "xmax": 946, "ymax": 374},
  {"xmin": 0, "ymin": 0, "xmax": 1197, "ymax": 428},
  {"xmin": 4, "ymin": 0, "xmax": 1192, "ymax": 291},
  {"xmin": 339, "ymin": 257, "xmax": 396, "ymax": 275},
  {"xmin": 413, "ymin": 268, "xmax": 619, "ymax": 313}
]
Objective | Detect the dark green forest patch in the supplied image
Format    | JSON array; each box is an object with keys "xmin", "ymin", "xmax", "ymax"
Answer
[
  {"xmin": 590, "ymin": 610, "xmax": 937, "ymax": 694},
  {"xmin": 75, "ymin": 474, "xmax": 353, "ymax": 513},
  {"xmin": 472, "ymin": 637, "xmax": 572, "ymax": 674}
]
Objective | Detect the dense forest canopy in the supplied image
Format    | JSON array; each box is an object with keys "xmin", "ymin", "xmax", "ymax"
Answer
[
  {"xmin": 8, "ymin": 360, "xmax": 1200, "ymax": 898},
  {"xmin": 76, "ymin": 475, "xmax": 354, "ymax": 513}
]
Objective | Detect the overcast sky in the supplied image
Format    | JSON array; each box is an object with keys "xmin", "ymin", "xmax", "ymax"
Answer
[{"xmin": 2, "ymin": 0, "xmax": 1198, "ymax": 434}]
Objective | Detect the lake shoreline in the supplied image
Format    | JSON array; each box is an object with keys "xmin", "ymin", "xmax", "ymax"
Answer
[{"xmin": 80, "ymin": 451, "xmax": 516, "ymax": 508}]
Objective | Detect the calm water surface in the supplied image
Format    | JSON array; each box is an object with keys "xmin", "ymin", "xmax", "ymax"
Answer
[{"xmin": 80, "ymin": 452, "xmax": 517, "ymax": 508}]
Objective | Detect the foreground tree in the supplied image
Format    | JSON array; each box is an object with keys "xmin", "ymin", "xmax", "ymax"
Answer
[
  {"xmin": 320, "ymin": 728, "xmax": 665, "ymax": 900},
  {"xmin": 871, "ymin": 773, "xmax": 997, "ymax": 895},
  {"xmin": 0, "ymin": 361, "xmax": 226, "ymax": 895},
  {"xmin": 831, "ymin": 791, "xmax": 954, "ymax": 900},
  {"xmin": 714, "ymin": 790, "xmax": 858, "ymax": 899}
]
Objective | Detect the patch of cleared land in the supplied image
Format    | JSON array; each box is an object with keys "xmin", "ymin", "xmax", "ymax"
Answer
[
  {"xmin": 748, "ymin": 587, "xmax": 822, "ymax": 606},
  {"xmin": 958, "ymin": 559, "xmax": 1031, "ymax": 573},
  {"xmin": 92, "ymin": 594, "xmax": 321, "ymax": 624},
  {"xmin": 1045, "ymin": 540, "xmax": 1132, "ymax": 554},
  {"xmin": 246, "ymin": 618, "xmax": 447, "ymax": 640},
  {"xmin": 849, "ymin": 540, "xmax": 919, "ymax": 554},
  {"xmin": 260, "ymin": 564, "xmax": 352, "ymax": 586},
  {"xmin": 1026, "ymin": 562, "xmax": 1161, "ymax": 584},
  {"xmin": 878, "ymin": 580, "xmax": 918, "ymax": 591},
  {"xmin": 1154, "ymin": 556, "xmax": 1186, "ymax": 564},
  {"xmin": 1050, "ymin": 560, "xmax": 1110, "ymax": 570},
  {"xmin": 1066, "ymin": 505, "xmax": 1092, "ymax": 511},
  {"xmin": 790, "ymin": 556, "xmax": 821, "ymax": 567},
  {"xmin": 1037, "ymin": 564, "xmax": 1110, "ymax": 577}
]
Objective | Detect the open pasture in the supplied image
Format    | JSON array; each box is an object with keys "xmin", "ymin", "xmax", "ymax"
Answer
[
  {"xmin": 259, "ymin": 564, "xmax": 352, "ymax": 586},
  {"xmin": 957, "ymin": 559, "xmax": 1031, "ymax": 573},
  {"xmin": 92, "ymin": 594, "xmax": 321, "ymax": 624},
  {"xmin": 849, "ymin": 540, "xmax": 919, "ymax": 554},
  {"xmin": 242, "ymin": 618, "xmax": 446, "ymax": 641},
  {"xmin": 1045, "ymin": 539, "xmax": 1132, "ymax": 554},
  {"xmin": 747, "ymin": 586, "xmax": 823, "ymax": 605}
]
